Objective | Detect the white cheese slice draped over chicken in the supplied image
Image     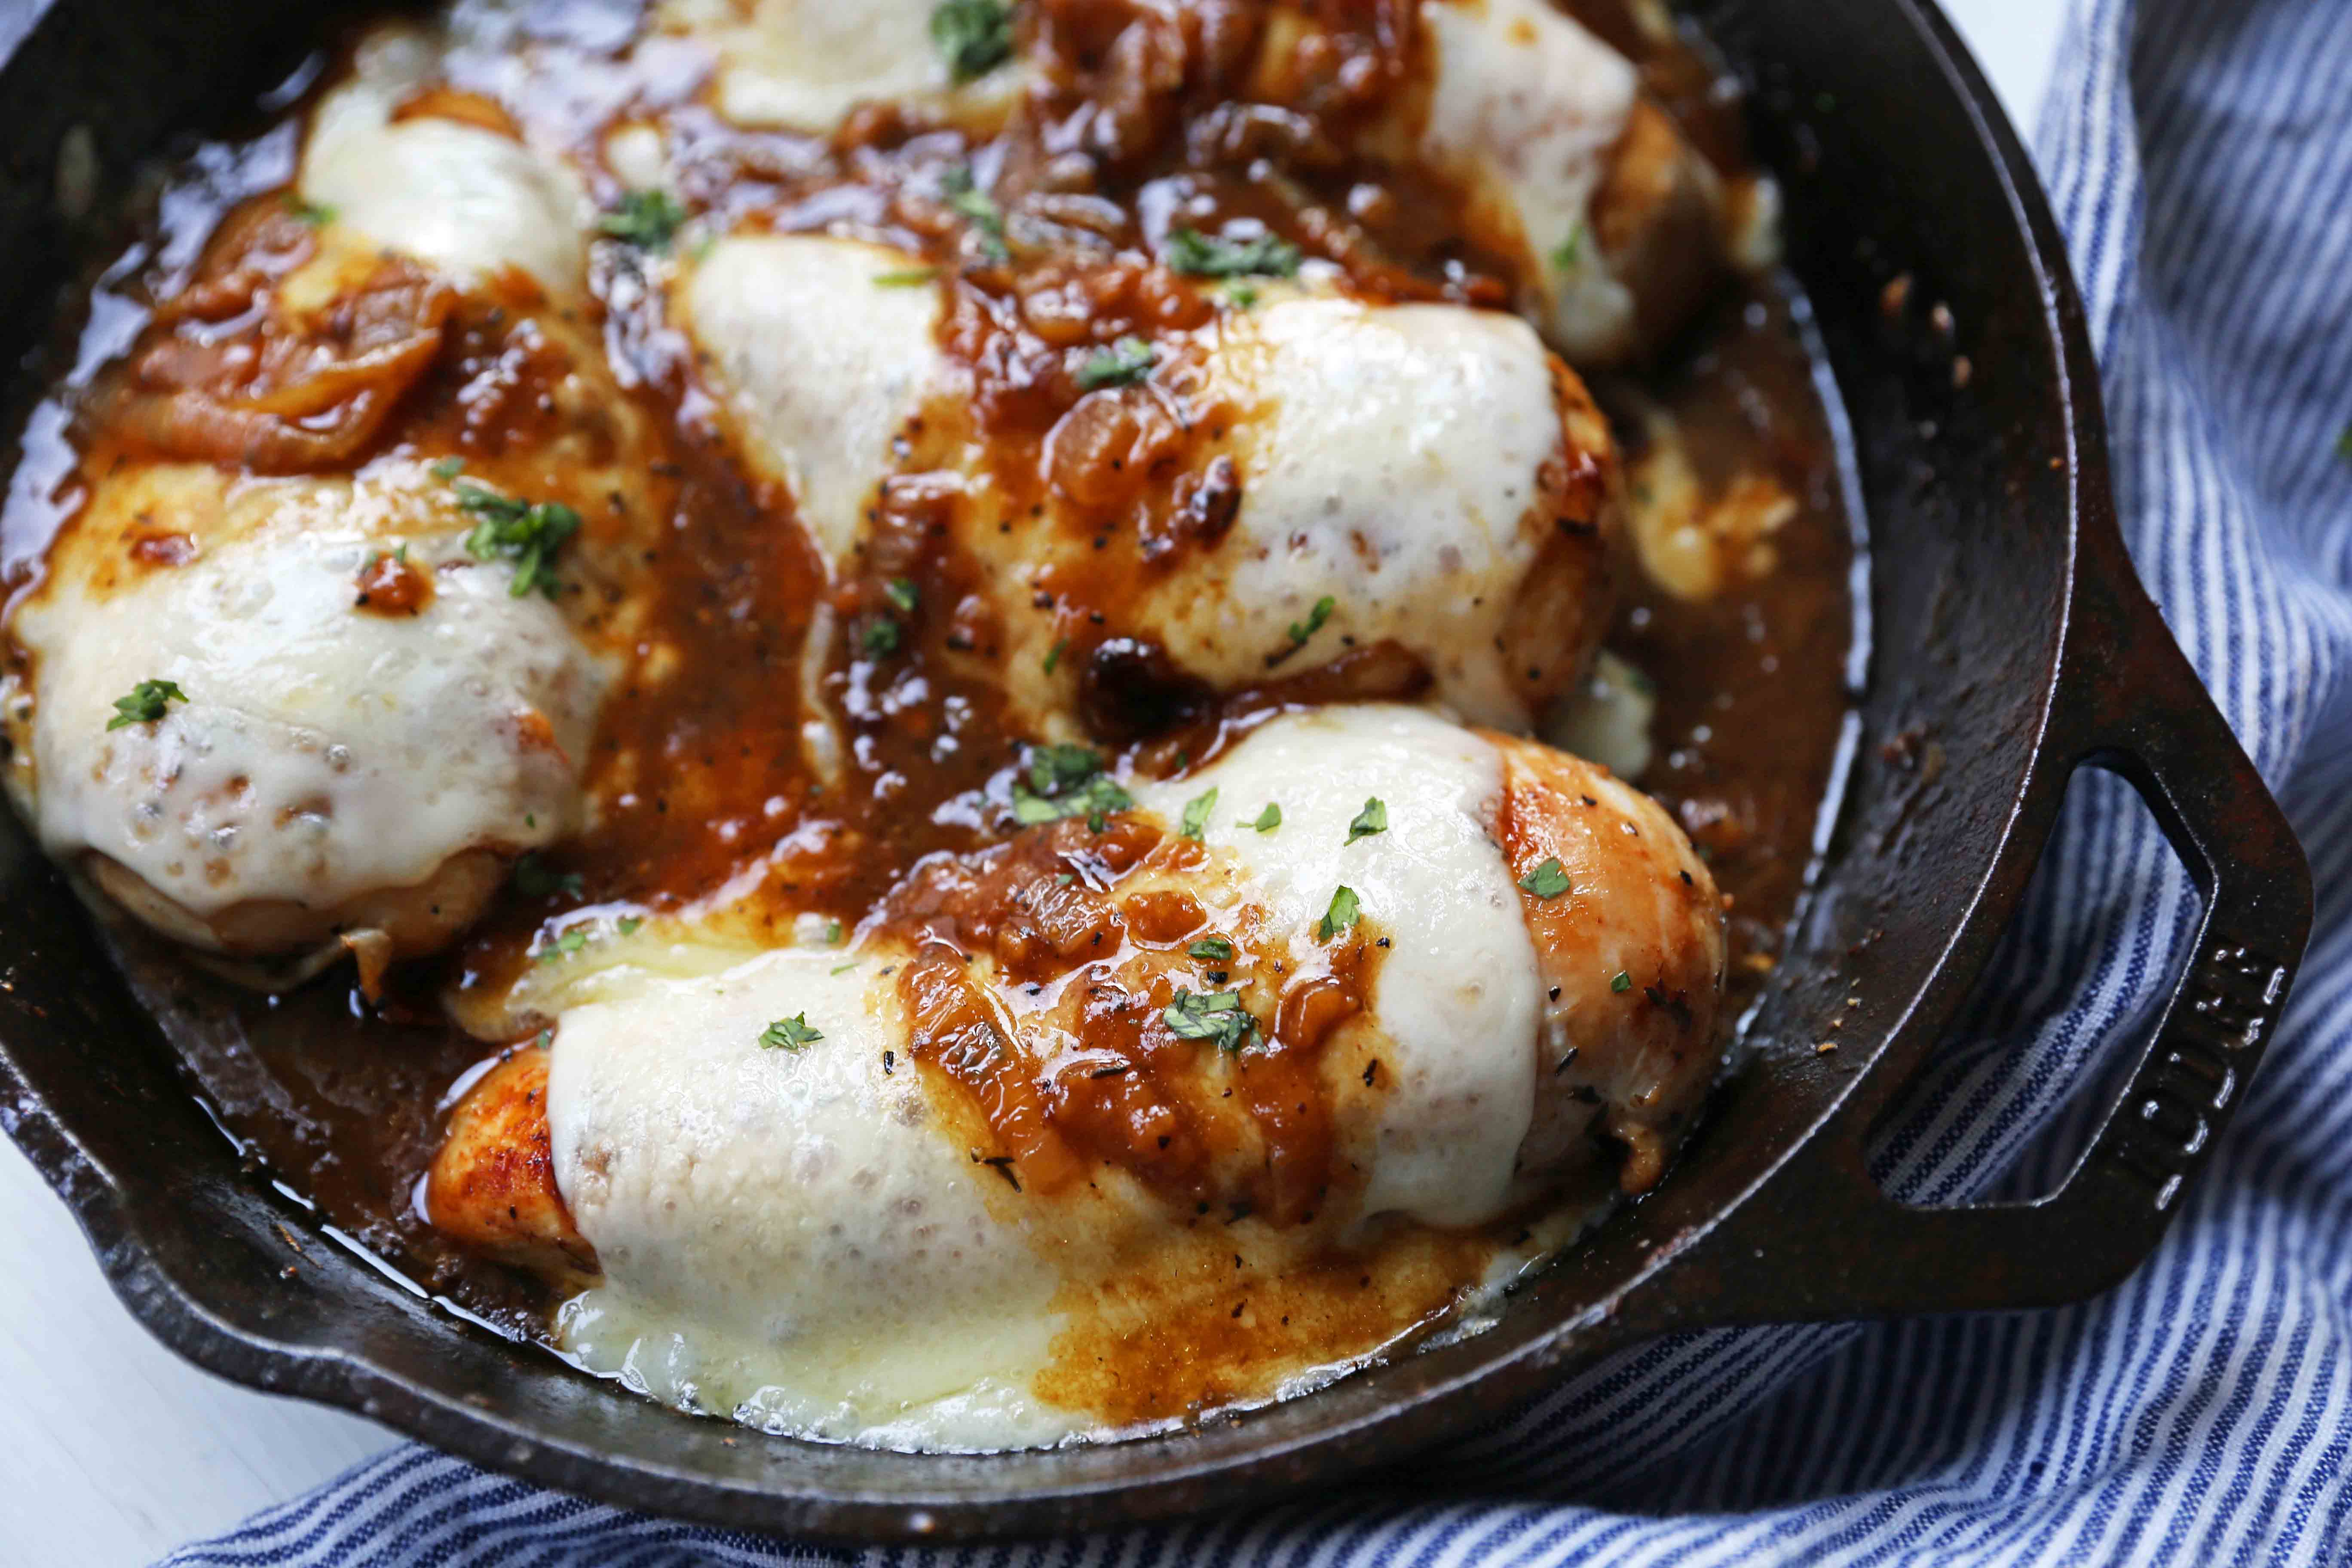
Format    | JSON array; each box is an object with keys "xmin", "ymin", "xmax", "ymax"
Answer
[{"xmin": 438, "ymin": 705, "xmax": 1724, "ymax": 1444}]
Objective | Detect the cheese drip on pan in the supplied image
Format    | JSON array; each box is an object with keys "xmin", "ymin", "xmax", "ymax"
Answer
[{"xmin": 426, "ymin": 705, "xmax": 1726, "ymax": 1445}]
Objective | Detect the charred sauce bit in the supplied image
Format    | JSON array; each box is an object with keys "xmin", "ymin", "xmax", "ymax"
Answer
[{"xmin": 880, "ymin": 810, "xmax": 1387, "ymax": 1223}]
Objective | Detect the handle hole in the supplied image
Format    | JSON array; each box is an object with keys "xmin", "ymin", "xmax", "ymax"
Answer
[{"xmin": 1860, "ymin": 763, "xmax": 2201, "ymax": 1207}]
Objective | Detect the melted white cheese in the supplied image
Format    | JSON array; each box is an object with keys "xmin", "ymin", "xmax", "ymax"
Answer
[
  {"xmin": 658, "ymin": 0, "xmax": 1023, "ymax": 131},
  {"xmin": 300, "ymin": 25, "xmax": 588, "ymax": 295},
  {"xmin": 13, "ymin": 465, "xmax": 603, "ymax": 926},
  {"xmin": 546, "ymin": 949, "xmax": 1075, "ymax": 1448},
  {"xmin": 1132, "ymin": 706, "xmax": 1543, "ymax": 1226},
  {"xmin": 1148, "ymin": 297, "xmax": 1566, "ymax": 726},
  {"xmin": 1418, "ymin": 0, "xmax": 1641, "ymax": 362},
  {"xmin": 676, "ymin": 235, "xmax": 946, "ymax": 565}
]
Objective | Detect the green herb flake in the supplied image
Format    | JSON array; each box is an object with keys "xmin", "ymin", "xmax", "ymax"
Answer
[
  {"xmin": 824, "ymin": 918, "xmax": 845, "ymax": 945},
  {"xmin": 873, "ymin": 266, "xmax": 941, "ymax": 288},
  {"xmin": 511, "ymin": 854, "xmax": 584, "ymax": 900},
  {"xmin": 1250, "ymin": 802, "xmax": 1282, "ymax": 833},
  {"xmin": 282, "ymin": 193, "xmax": 336, "ymax": 227},
  {"xmin": 597, "ymin": 188, "xmax": 686, "ymax": 252},
  {"xmin": 1518, "ymin": 858, "xmax": 1572, "ymax": 898},
  {"xmin": 1317, "ymin": 884, "xmax": 1360, "ymax": 942},
  {"xmin": 940, "ymin": 165, "xmax": 1009, "ymax": 263},
  {"xmin": 759, "ymin": 1013, "xmax": 823, "ymax": 1051},
  {"xmin": 929, "ymin": 0, "xmax": 1014, "ymax": 82},
  {"xmin": 1610, "ymin": 970, "xmax": 1632, "ymax": 994},
  {"xmin": 1010, "ymin": 743, "xmax": 1134, "ymax": 828},
  {"xmin": 428, "ymin": 456, "xmax": 466, "ymax": 481},
  {"xmin": 1179, "ymin": 786, "xmax": 1219, "ymax": 840},
  {"xmin": 446, "ymin": 476, "xmax": 581, "ymax": 599},
  {"xmin": 1548, "ymin": 225, "xmax": 1583, "ymax": 273},
  {"xmin": 616, "ymin": 916, "xmax": 643, "ymax": 936},
  {"xmin": 1346, "ymin": 797, "xmax": 1387, "ymax": 845},
  {"xmin": 831, "ymin": 961, "xmax": 860, "ymax": 975},
  {"xmin": 1220, "ymin": 281, "xmax": 1260, "ymax": 310},
  {"xmin": 539, "ymin": 928, "xmax": 589, "ymax": 964},
  {"xmin": 885, "ymin": 578, "xmax": 920, "ymax": 613},
  {"xmin": 1076, "ymin": 336, "xmax": 1156, "ymax": 391},
  {"xmin": 1166, "ymin": 226, "xmax": 1301, "ymax": 279},
  {"xmin": 107, "ymin": 678, "xmax": 186, "ymax": 731},
  {"xmin": 1288, "ymin": 594, "xmax": 1336, "ymax": 647},
  {"xmin": 1162, "ymin": 987, "xmax": 1253, "ymax": 1053},
  {"xmin": 1188, "ymin": 937, "xmax": 1234, "ymax": 962},
  {"xmin": 1044, "ymin": 637, "xmax": 1068, "ymax": 674},
  {"xmin": 859, "ymin": 616, "xmax": 902, "ymax": 658}
]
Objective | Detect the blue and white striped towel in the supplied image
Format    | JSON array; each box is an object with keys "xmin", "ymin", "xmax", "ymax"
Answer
[{"xmin": 159, "ymin": 0, "xmax": 2352, "ymax": 1560}]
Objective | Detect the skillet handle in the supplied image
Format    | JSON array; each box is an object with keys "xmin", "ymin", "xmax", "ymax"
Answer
[{"xmin": 1698, "ymin": 555, "xmax": 2310, "ymax": 1320}]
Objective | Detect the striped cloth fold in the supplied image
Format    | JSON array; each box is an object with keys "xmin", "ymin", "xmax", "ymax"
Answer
[{"xmin": 160, "ymin": 0, "xmax": 2352, "ymax": 1561}]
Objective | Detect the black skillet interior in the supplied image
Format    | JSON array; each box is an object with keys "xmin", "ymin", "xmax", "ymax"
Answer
[{"xmin": 0, "ymin": 0, "xmax": 2309, "ymax": 1543}]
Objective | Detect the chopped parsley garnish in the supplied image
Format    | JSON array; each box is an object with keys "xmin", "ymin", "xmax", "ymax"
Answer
[
  {"xmin": 597, "ymin": 189, "xmax": 686, "ymax": 252},
  {"xmin": 1044, "ymin": 637, "xmax": 1067, "ymax": 674},
  {"xmin": 616, "ymin": 916, "xmax": 643, "ymax": 936},
  {"xmin": 1010, "ymin": 743, "xmax": 1134, "ymax": 829},
  {"xmin": 1179, "ymin": 787, "xmax": 1219, "ymax": 840},
  {"xmin": 1220, "ymin": 282, "xmax": 1260, "ymax": 310},
  {"xmin": 1250, "ymin": 802, "xmax": 1282, "ymax": 833},
  {"xmin": 1163, "ymin": 987, "xmax": 1253, "ymax": 1053},
  {"xmin": 1189, "ymin": 937, "xmax": 1233, "ymax": 962},
  {"xmin": 858, "ymin": 616, "xmax": 902, "ymax": 657},
  {"xmin": 873, "ymin": 266, "xmax": 941, "ymax": 288},
  {"xmin": 759, "ymin": 1013, "xmax": 823, "ymax": 1051},
  {"xmin": 539, "ymin": 928, "xmax": 588, "ymax": 964},
  {"xmin": 824, "ymin": 918, "xmax": 845, "ymax": 944},
  {"xmin": 1519, "ymin": 858, "xmax": 1572, "ymax": 898},
  {"xmin": 1316, "ymin": 884, "xmax": 1360, "ymax": 942},
  {"xmin": 929, "ymin": 0, "xmax": 1014, "ymax": 81},
  {"xmin": 511, "ymin": 854, "xmax": 583, "ymax": 900},
  {"xmin": 1077, "ymin": 336, "xmax": 1156, "ymax": 391},
  {"xmin": 107, "ymin": 678, "xmax": 185, "ymax": 731},
  {"xmin": 1346, "ymin": 797, "xmax": 1387, "ymax": 845},
  {"xmin": 941, "ymin": 165, "xmax": 1008, "ymax": 263},
  {"xmin": 885, "ymin": 578, "xmax": 920, "ymax": 613},
  {"xmin": 282, "ymin": 193, "xmax": 336, "ymax": 227},
  {"xmin": 1288, "ymin": 594, "xmax": 1335, "ymax": 647},
  {"xmin": 447, "ymin": 477, "xmax": 580, "ymax": 599},
  {"xmin": 1166, "ymin": 226, "xmax": 1301, "ymax": 279},
  {"xmin": 1548, "ymin": 225, "xmax": 1584, "ymax": 272},
  {"xmin": 429, "ymin": 456, "xmax": 466, "ymax": 481},
  {"xmin": 1610, "ymin": 970, "xmax": 1633, "ymax": 994},
  {"xmin": 831, "ymin": 961, "xmax": 860, "ymax": 975}
]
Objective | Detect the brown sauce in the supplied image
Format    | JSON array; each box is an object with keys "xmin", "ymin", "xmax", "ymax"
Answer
[{"xmin": 0, "ymin": 0, "xmax": 1860, "ymax": 1402}]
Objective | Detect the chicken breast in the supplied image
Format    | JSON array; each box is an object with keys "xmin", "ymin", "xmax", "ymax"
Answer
[
  {"xmin": 0, "ymin": 52, "xmax": 652, "ymax": 975},
  {"xmin": 677, "ymin": 234, "xmax": 1620, "ymax": 734},
  {"xmin": 426, "ymin": 704, "xmax": 1723, "ymax": 1442}
]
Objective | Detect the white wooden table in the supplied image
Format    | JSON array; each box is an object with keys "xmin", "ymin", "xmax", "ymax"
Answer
[{"xmin": 0, "ymin": 7, "xmax": 2060, "ymax": 1562}]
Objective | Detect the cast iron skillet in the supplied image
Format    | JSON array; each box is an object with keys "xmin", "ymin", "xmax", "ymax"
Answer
[{"xmin": 0, "ymin": 0, "xmax": 2314, "ymax": 1542}]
